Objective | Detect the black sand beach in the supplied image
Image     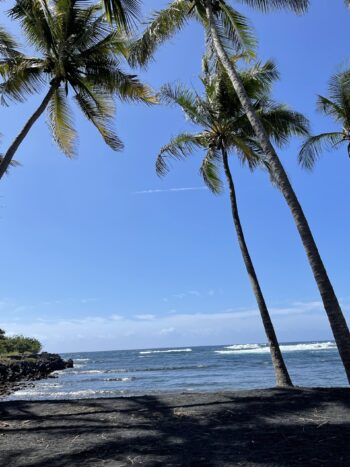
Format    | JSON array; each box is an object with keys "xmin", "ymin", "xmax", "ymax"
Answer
[{"xmin": 1, "ymin": 387, "xmax": 350, "ymax": 466}]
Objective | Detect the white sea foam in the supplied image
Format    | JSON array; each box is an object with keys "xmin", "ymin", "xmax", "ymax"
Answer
[
  {"xmin": 69, "ymin": 369, "xmax": 104, "ymax": 375},
  {"xmin": 10, "ymin": 388, "xmax": 118, "ymax": 399},
  {"xmin": 104, "ymin": 377, "xmax": 135, "ymax": 382},
  {"xmin": 74, "ymin": 358, "xmax": 90, "ymax": 362},
  {"xmin": 216, "ymin": 341, "xmax": 336, "ymax": 355},
  {"xmin": 225, "ymin": 344, "xmax": 261, "ymax": 351},
  {"xmin": 139, "ymin": 348, "xmax": 192, "ymax": 355}
]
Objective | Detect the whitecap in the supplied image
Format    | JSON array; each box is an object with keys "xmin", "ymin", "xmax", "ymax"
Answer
[
  {"xmin": 104, "ymin": 377, "xmax": 136, "ymax": 382},
  {"xmin": 139, "ymin": 348, "xmax": 192, "ymax": 355},
  {"xmin": 225, "ymin": 344, "xmax": 262, "ymax": 351},
  {"xmin": 69, "ymin": 369, "xmax": 104, "ymax": 375},
  {"xmin": 216, "ymin": 341, "xmax": 336, "ymax": 354}
]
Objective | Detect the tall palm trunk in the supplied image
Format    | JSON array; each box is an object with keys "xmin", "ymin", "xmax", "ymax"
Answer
[
  {"xmin": 205, "ymin": 1, "xmax": 350, "ymax": 383},
  {"xmin": 0, "ymin": 82, "xmax": 59, "ymax": 180},
  {"xmin": 222, "ymin": 147, "xmax": 293, "ymax": 387}
]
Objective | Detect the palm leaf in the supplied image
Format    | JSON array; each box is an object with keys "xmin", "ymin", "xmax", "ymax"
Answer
[
  {"xmin": 156, "ymin": 132, "xmax": 204, "ymax": 176},
  {"xmin": 160, "ymin": 83, "xmax": 207, "ymax": 126},
  {"xmin": 0, "ymin": 27, "xmax": 21, "ymax": 58},
  {"xmin": 316, "ymin": 94, "xmax": 346, "ymax": 122},
  {"xmin": 48, "ymin": 87, "xmax": 77, "ymax": 157},
  {"xmin": 129, "ymin": 0, "xmax": 190, "ymax": 67},
  {"xmin": 0, "ymin": 60, "xmax": 46, "ymax": 105},
  {"xmin": 200, "ymin": 148, "xmax": 223, "ymax": 193},
  {"xmin": 74, "ymin": 85, "xmax": 123, "ymax": 151},
  {"xmin": 299, "ymin": 132, "xmax": 345, "ymax": 169},
  {"xmin": 259, "ymin": 105, "xmax": 310, "ymax": 146},
  {"xmin": 238, "ymin": 0, "xmax": 309, "ymax": 14},
  {"xmin": 9, "ymin": 0, "xmax": 57, "ymax": 55},
  {"xmin": 218, "ymin": 2, "xmax": 256, "ymax": 55},
  {"xmin": 102, "ymin": 0, "xmax": 141, "ymax": 30}
]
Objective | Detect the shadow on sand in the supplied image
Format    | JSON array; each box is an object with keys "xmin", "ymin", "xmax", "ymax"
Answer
[{"xmin": 1, "ymin": 388, "xmax": 350, "ymax": 466}]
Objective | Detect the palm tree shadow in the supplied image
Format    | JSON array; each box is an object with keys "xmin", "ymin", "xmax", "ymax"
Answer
[{"xmin": 1, "ymin": 388, "xmax": 350, "ymax": 466}]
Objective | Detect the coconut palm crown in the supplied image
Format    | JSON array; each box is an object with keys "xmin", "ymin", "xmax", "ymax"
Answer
[
  {"xmin": 129, "ymin": 0, "xmax": 309, "ymax": 67},
  {"xmin": 0, "ymin": 0, "xmax": 155, "ymax": 179},
  {"xmin": 157, "ymin": 59, "xmax": 309, "ymax": 186},
  {"xmin": 299, "ymin": 70, "xmax": 350, "ymax": 169}
]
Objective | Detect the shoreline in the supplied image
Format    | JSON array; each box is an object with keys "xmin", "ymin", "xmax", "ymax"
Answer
[{"xmin": 1, "ymin": 387, "xmax": 349, "ymax": 466}]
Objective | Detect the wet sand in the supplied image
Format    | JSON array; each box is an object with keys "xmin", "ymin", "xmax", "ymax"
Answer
[{"xmin": 0, "ymin": 387, "xmax": 350, "ymax": 466}]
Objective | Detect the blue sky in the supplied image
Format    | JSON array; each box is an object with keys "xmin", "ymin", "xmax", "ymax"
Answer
[{"xmin": 1, "ymin": 1, "xmax": 350, "ymax": 352}]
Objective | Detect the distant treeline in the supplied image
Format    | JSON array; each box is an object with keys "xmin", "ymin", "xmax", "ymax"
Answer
[{"xmin": 0, "ymin": 329, "xmax": 42, "ymax": 355}]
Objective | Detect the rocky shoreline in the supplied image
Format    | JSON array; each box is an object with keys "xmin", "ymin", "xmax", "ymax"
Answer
[{"xmin": 0, "ymin": 353, "xmax": 73, "ymax": 397}]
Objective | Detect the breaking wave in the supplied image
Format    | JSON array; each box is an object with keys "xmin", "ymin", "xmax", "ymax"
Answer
[
  {"xmin": 139, "ymin": 348, "xmax": 192, "ymax": 355},
  {"xmin": 216, "ymin": 342, "xmax": 336, "ymax": 354}
]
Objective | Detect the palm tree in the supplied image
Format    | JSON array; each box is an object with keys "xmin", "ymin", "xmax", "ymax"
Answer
[
  {"xmin": 156, "ymin": 60, "xmax": 309, "ymax": 387},
  {"xmin": 299, "ymin": 70, "xmax": 350, "ymax": 169},
  {"xmin": 130, "ymin": 0, "xmax": 350, "ymax": 383},
  {"xmin": 0, "ymin": 0, "xmax": 155, "ymax": 180}
]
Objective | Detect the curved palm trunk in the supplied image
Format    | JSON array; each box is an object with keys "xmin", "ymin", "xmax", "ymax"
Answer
[
  {"xmin": 0, "ymin": 82, "xmax": 59, "ymax": 181},
  {"xmin": 205, "ymin": 1, "xmax": 350, "ymax": 383},
  {"xmin": 222, "ymin": 147, "xmax": 293, "ymax": 387}
]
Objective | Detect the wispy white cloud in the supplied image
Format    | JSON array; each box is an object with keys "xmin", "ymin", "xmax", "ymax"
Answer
[
  {"xmin": 133, "ymin": 186, "xmax": 208, "ymax": 195},
  {"xmin": 1, "ymin": 300, "xmax": 348, "ymax": 353},
  {"xmin": 135, "ymin": 314, "xmax": 156, "ymax": 321},
  {"xmin": 173, "ymin": 290, "xmax": 201, "ymax": 300}
]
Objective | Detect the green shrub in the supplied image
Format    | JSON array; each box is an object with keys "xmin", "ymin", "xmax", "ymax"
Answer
[{"xmin": 0, "ymin": 331, "xmax": 42, "ymax": 355}]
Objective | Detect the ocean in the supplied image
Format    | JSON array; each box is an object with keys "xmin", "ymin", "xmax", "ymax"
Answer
[{"xmin": 5, "ymin": 341, "xmax": 347, "ymax": 400}]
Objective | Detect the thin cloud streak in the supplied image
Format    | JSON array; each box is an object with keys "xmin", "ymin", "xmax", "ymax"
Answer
[
  {"xmin": 134, "ymin": 187, "xmax": 208, "ymax": 195},
  {"xmin": 1, "ymin": 300, "xmax": 348, "ymax": 353}
]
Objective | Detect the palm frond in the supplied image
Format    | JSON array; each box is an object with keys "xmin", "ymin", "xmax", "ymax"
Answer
[
  {"xmin": 86, "ymin": 67, "xmax": 156, "ymax": 104},
  {"xmin": 259, "ymin": 105, "xmax": 310, "ymax": 146},
  {"xmin": 160, "ymin": 83, "xmax": 207, "ymax": 126},
  {"xmin": 102, "ymin": 0, "xmax": 141, "ymax": 30},
  {"xmin": 74, "ymin": 84, "xmax": 123, "ymax": 151},
  {"xmin": 48, "ymin": 87, "xmax": 77, "ymax": 157},
  {"xmin": 129, "ymin": 0, "xmax": 190, "ymax": 67},
  {"xmin": 0, "ymin": 27, "xmax": 21, "ymax": 58},
  {"xmin": 9, "ymin": 0, "xmax": 57, "ymax": 55},
  {"xmin": 240, "ymin": 60, "xmax": 279, "ymax": 97},
  {"xmin": 229, "ymin": 135, "xmax": 262, "ymax": 169},
  {"xmin": 327, "ymin": 72, "xmax": 350, "ymax": 125},
  {"xmin": 218, "ymin": 2, "xmax": 256, "ymax": 55},
  {"xmin": 316, "ymin": 94, "xmax": 346, "ymax": 122},
  {"xmin": 156, "ymin": 132, "xmax": 204, "ymax": 176},
  {"xmin": 0, "ymin": 60, "xmax": 46, "ymax": 105},
  {"xmin": 200, "ymin": 148, "xmax": 223, "ymax": 193},
  {"xmin": 239, "ymin": 0, "xmax": 309, "ymax": 14},
  {"xmin": 299, "ymin": 132, "xmax": 345, "ymax": 170}
]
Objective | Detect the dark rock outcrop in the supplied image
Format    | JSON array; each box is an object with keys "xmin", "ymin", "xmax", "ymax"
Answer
[{"xmin": 0, "ymin": 353, "xmax": 73, "ymax": 396}]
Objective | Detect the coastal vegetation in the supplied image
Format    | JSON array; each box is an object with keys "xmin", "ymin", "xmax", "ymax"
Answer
[
  {"xmin": 0, "ymin": 328, "xmax": 41, "ymax": 355},
  {"xmin": 0, "ymin": 0, "xmax": 349, "ymax": 387}
]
